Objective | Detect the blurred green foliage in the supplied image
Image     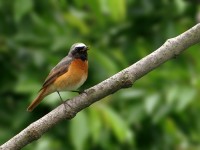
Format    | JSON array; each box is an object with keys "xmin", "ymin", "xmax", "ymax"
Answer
[{"xmin": 0, "ymin": 0, "xmax": 200, "ymax": 149}]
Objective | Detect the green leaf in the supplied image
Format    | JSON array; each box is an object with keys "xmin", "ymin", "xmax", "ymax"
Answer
[
  {"xmin": 86, "ymin": 0, "xmax": 104, "ymax": 25},
  {"xmin": 14, "ymin": 0, "xmax": 33, "ymax": 22},
  {"xmin": 91, "ymin": 49, "xmax": 118, "ymax": 75},
  {"xmin": 14, "ymin": 74, "xmax": 40, "ymax": 93},
  {"xmin": 111, "ymin": 49, "xmax": 129, "ymax": 68},
  {"xmin": 175, "ymin": 0, "xmax": 187, "ymax": 15},
  {"xmin": 176, "ymin": 87, "xmax": 196, "ymax": 112},
  {"xmin": 98, "ymin": 105, "xmax": 133, "ymax": 143},
  {"xmin": 70, "ymin": 111, "xmax": 89, "ymax": 150},
  {"xmin": 166, "ymin": 85, "xmax": 179, "ymax": 105},
  {"xmin": 152, "ymin": 104, "xmax": 171, "ymax": 123},
  {"xmin": 118, "ymin": 88, "xmax": 145, "ymax": 100},
  {"xmin": 144, "ymin": 93, "xmax": 160, "ymax": 115},
  {"xmin": 64, "ymin": 12, "xmax": 89, "ymax": 35},
  {"xmin": 88, "ymin": 107, "xmax": 102, "ymax": 144},
  {"xmin": 107, "ymin": 0, "xmax": 126, "ymax": 22}
]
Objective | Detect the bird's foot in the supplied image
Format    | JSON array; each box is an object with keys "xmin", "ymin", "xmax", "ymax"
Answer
[{"xmin": 71, "ymin": 90, "xmax": 86, "ymax": 95}]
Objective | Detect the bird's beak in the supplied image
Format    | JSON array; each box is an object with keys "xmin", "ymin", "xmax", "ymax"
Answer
[{"xmin": 85, "ymin": 46, "xmax": 89, "ymax": 51}]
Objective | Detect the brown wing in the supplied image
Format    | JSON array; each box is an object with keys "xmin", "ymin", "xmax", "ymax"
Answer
[{"xmin": 41, "ymin": 56, "xmax": 73, "ymax": 89}]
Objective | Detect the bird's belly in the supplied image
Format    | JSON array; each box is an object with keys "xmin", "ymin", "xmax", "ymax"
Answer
[
  {"xmin": 58, "ymin": 74, "xmax": 87, "ymax": 91},
  {"xmin": 54, "ymin": 60, "xmax": 88, "ymax": 91}
]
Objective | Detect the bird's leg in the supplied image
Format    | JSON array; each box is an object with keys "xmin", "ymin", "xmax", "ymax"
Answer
[
  {"xmin": 56, "ymin": 91, "xmax": 76, "ymax": 119},
  {"xmin": 57, "ymin": 91, "xmax": 64, "ymax": 102},
  {"xmin": 56, "ymin": 91, "xmax": 72, "ymax": 110}
]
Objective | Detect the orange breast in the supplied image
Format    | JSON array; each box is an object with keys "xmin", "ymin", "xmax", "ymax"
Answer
[{"xmin": 54, "ymin": 59, "xmax": 88, "ymax": 91}]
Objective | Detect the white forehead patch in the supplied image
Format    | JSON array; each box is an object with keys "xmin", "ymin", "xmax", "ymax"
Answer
[
  {"xmin": 70, "ymin": 43, "xmax": 87, "ymax": 52},
  {"xmin": 74, "ymin": 43, "xmax": 86, "ymax": 48}
]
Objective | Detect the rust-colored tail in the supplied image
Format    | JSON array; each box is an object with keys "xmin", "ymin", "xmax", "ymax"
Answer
[{"xmin": 27, "ymin": 89, "xmax": 46, "ymax": 112}]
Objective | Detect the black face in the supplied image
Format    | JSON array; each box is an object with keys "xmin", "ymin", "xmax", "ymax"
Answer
[
  {"xmin": 69, "ymin": 44, "xmax": 88, "ymax": 61},
  {"xmin": 75, "ymin": 46, "xmax": 88, "ymax": 52}
]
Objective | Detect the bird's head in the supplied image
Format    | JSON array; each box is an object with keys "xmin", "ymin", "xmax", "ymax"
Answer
[{"xmin": 69, "ymin": 43, "xmax": 89, "ymax": 61}]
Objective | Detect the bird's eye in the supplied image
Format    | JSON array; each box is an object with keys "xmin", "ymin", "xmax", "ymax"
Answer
[{"xmin": 76, "ymin": 46, "xmax": 84, "ymax": 51}]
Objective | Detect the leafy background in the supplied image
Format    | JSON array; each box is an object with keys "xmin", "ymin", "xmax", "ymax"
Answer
[{"xmin": 0, "ymin": 0, "xmax": 200, "ymax": 150}]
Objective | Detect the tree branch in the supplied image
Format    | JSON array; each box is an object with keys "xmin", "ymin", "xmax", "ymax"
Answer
[{"xmin": 1, "ymin": 23, "xmax": 200, "ymax": 150}]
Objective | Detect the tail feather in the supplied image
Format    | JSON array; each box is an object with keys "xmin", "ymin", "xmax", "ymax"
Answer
[{"xmin": 27, "ymin": 89, "xmax": 46, "ymax": 112}]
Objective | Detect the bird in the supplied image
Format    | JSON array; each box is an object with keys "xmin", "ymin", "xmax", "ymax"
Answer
[{"xmin": 27, "ymin": 43, "xmax": 89, "ymax": 112}]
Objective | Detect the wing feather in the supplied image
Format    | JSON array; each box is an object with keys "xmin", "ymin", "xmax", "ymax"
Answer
[{"xmin": 41, "ymin": 56, "xmax": 73, "ymax": 89}]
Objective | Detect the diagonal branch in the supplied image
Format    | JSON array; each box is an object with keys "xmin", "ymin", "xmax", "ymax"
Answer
[{"xmin": 1, "ymin": 23, "xmax": 200, "ymax": 150}]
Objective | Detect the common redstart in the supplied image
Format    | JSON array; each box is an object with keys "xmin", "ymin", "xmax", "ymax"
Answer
[{"xmin": 27, "ymin": 43, "xmax": 89, "ymax": 112}]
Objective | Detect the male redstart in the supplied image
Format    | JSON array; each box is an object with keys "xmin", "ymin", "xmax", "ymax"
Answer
[{"xmin": 27, "ymin": 43, "xmax": 89, "ymax": 112}]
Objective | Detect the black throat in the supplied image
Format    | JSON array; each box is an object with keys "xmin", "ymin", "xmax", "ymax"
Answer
[
  {"xmin": 70, "ymin": 52, "xmax": 87, "ymax": 61},
  {"xmin": 79, "ymin": 53, "xmax": 87, "ymax": 61}
]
